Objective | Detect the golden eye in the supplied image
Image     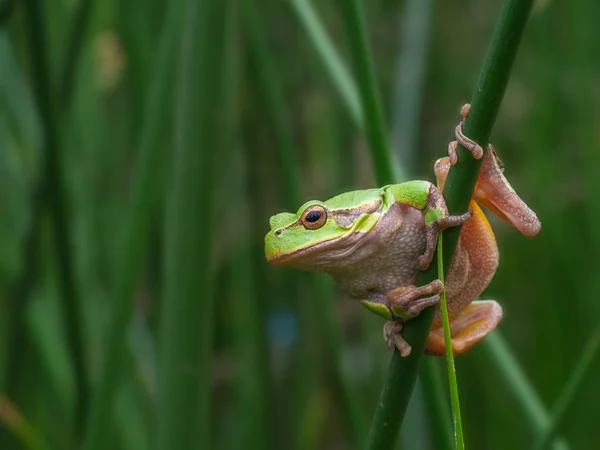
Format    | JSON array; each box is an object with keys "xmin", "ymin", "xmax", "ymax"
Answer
[{"xmin": 301, "ymin": 205, "xmax": 327, "ymax": 230}]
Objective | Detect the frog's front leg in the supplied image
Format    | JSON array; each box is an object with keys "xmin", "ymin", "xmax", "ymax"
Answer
[
  {"xmin": 419, "ymin": 186, "xmax": 472, "ymax": 270},
  {"xmin": 383, "ymin": 279, "xmax": 444, "ymax": 356}
]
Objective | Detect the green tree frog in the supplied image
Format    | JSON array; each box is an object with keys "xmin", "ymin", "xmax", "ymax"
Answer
[{"xmin": 264, "ymin": 105, "xmax": 541, "ymax": 356}]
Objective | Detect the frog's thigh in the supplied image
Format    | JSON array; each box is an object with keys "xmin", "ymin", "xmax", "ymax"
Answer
[
  {"xmin": 434, "ymin": 201, "xmax": 499, "ymax": 327},
  {"xmin": 425, "ymin": 300, "xmax": 502, "ymax": 356}
]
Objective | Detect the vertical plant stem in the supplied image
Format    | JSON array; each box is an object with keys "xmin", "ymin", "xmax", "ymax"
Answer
[
  {"xmin": 534, "ymin": 324, "xmax": 600, "ymax": 449},
  {"xmin": 5, "ymin": 0, "xmax": 95, "ymax": 432},
  {"xmin": 82, "ymin": 2, "xmax": 183, "ymax": 449},
  {"xmin": 338, "ymin": 0, "xmax": 399, "ymax": 182},
  {"xmin": 419, "ymin": 359, "xmax": 453, "ymax": 450},
  {"xmin": 289, "ymin": 0, "xmax": 363, "ymax": 129},
  {"xmin": 21, "ymin": 0, "xmax": 89, "ymax": 434},
  {"xmin": 391, "ymin": 0, "xmax": 434, "ymax": 175},
  {"xmin": 390, "ymin": 1, "xmax": 449, "ymax": 447},
  {"xmin": 437, "ymin": 234, "xmax": 464, "ymax": 449},
  {"xmin": 243, "ymin": 0, "xmax": 367, "ymax": 446},
  {"xmin": 156, "ymin": 0, "xmax": 230, "ymax": 447},
  {"xmin": 365, "ymin": 1, "xmax": 535, "ymax": 448},
  {"xmin": 60, "ymin": 0, "xmax": 94, "ymax": 108},
  {"xmin": 482, "ymin": 333, "xmax": 570, "ymax": 450}
]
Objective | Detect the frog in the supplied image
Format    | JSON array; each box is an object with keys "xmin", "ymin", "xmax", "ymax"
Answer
[{"xmin": 264, "ymin": 104, "xmax": 541, "ymax": 356}]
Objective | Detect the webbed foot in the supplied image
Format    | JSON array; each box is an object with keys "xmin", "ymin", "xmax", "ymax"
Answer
[
  {"xmin": 447, "ymin": 103, "xmax": 486, "ymax": 165},
  {"xmin": 384, "ymin": 320, "xmax": 412, "ymax": 356},
  {"xmin": 387, "ymin": 279, "xmax": 443, "ymax": 318},
  {"xmin": 435, "ymin": 146, "xmax": 541, "ymax": 238},
  {"xmin": 426, "ymin": 300, "xmax": 503, "ymax": 355},
  {"xmin": 384, "ymin": 280, "xmax": 444, "ymax": 357}
]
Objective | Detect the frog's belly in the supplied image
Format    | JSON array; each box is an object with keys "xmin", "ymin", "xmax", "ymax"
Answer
[{"xmin": 334, "ymin": 211, "xmax": 426, "ymax": 301}]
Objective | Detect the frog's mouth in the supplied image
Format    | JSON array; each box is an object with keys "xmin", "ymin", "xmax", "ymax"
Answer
[
  {"xmin": 267, "ymin": 210, "xmax": 383, "ymax": 269},
  {"xmin": 271, "ymin": 228, "xmax": 372, "ymax": 268}
]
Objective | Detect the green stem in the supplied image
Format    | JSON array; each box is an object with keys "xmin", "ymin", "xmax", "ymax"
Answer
[
  {"xmin": 391, "ymin": 0, "xmax": 434, "ymax": 175},
  {"xmin": 60, "ymin": 0, "xmax": 94, "ymax": 109},
  {"xmin": 21, "ymin": 0, "xmax": 89, "ymax": 434},
  {"xmin": 82, "ymin": 2, "xmax": 183, "ymax": 449},
  {"xmin": 481, "ymin": 333, "xmax": 570, "ymax": 450},
  {"xmin": 5, "ymin": 0, "xmax": 95, "ymax": 426},
  {"xmin": 289, "ymin": 0, "xmax": 363, "ymax": 129},
  {"xmin": 338, "ymin": 0, "xmax": 398, "ymax": 183},
  {"xmin": 419, "ymin": 359, "xmax": 453, "ymax": 450},
  {"xmin": 534, "ymin": 324, "xmax": 600, "ymax": 449},
  {"xmin": 536, "ymin": 326, "xmax": 600, "ymax": 450},
  {"xmin": 365, "ymin": 0, "xmax": 535, "ymax": 448},
  {"xmin": 437, "ymin": 234, "xmax": 464, "ymax": 449},
  {"xmin": 156, "ymin": 0, "xmax": 230, "ymax": 447},
  {"xmin": 243, "ymin": 1, "xmax": 366, "ymax": 446}
]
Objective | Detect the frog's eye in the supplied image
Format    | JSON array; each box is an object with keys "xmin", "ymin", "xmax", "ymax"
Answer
[{"xmin": 301, "ymin": 205, "xmax": 327, "ymax": 230}]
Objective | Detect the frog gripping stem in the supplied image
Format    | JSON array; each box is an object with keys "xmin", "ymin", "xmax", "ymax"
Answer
[
  {"xmin": 419, "ymin": 185, "xmax": 472, "ymax": 270},
  {"xmin": 447, "ymin": 103, "xmax": 486, "ymax": 165}
]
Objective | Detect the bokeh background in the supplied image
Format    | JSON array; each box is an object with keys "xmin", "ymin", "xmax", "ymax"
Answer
[{"xmin": 0, "ymin": 0, "xmax": 599, "ymax": 449}]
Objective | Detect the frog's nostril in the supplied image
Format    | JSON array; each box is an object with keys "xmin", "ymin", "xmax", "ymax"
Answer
[{"xmin": 275, "ymin": 230, "xmax": 282, "ymax": 236}]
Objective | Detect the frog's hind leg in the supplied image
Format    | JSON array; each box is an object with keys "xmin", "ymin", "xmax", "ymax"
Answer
[{"xmin": 425, "ymin": 300, "xmax": 503, "ymax": 356}]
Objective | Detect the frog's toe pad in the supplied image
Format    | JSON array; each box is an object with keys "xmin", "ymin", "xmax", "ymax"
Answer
[
  {"xmin": 425, "ymin": 300, "xmax": 503, "ymax": 356},
  {"xmin": 384, "ymin": 320, "xmax": 412, "ymax": 357}
]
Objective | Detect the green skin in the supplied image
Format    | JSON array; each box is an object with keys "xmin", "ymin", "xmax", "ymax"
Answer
[{"xmin": 264, "ymin": 181, "xmax": 470, "ymax": 322}]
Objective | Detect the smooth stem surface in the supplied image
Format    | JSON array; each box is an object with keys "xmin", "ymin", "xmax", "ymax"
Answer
[
  {"xmin": 82, "ymin": 2, "xmax": 182, "ymax": 449},
  {"xmin": 365, "ymin": 0, "xmax": 535, "ymax": 448},
  {"xmin": 21, "ymin": 0, "xmax": 89, "ymax": 433},
  {"xmin": 534, "ymin": 324, "xmax": 600, "ymax": 449},
  {"xmin": 156, "ymin": 0, "xmax": 229, "ymax": 447},
  {"xmin": 419, "ymin": 359, "xmax": 453, "ymax": 450},
  {"xmin": 338, "ymin": 0, "xmax": 398, "ymax": 183},
  {"xmin": 437, "ymin": 234, "xmax": 464, "ymax": 449}
]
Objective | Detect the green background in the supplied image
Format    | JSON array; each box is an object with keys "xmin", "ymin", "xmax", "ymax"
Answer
[{"xmin": 0, "ymin": 0, "xmax": 598, "ymax": 449}]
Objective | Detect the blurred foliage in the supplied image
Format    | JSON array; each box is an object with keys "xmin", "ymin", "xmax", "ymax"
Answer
[{"xmin": 0, "ymin": 0, "xmax": 599, "ymax": 449}]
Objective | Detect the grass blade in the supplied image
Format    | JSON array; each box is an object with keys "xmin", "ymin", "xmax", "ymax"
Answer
[
  {"xmin": 82, "ymin": 3, "xmax": 183, "ymax": 449},
  {"xmin": 437, "ymin": 233, "xmax": 464, "ymax": 449},
  {"xmin": 338, "ymin": 0, "xmax": 399, "ymax": 182},
  {"xmin": 243, "ymin": 0, "xmax": 367, "ymax": 446},
  {"xmin": 534, "ymin": 324, "xmax": 600, "ymax": 449},
  {"xmin": 21, "ymin": 0, "xmax": 89, "ymax": 433},
  {"xmin": 156, "ymin": 0, "xmax": 231, "ymax": 447},
  {"xmin": 289, "ymin": 0, "xmax": 363, "ymax": 129},
  {"xmin": 365, "ymin": 0, "xmax": 536, "ymax": 448},
  {"xmin": 482, "ymin": 333, "xmax": 570, "ymax": 450},
  {"xmin": 60, "ymin": 0, "xmax": 94, "ymax": 109},
  {"xmin": 391, "ymin": 0, "xmax": 434, "ymax": 175},
  {"xmin": 418, "ymin": 358, "xmax": 453, "ymax": 450}
]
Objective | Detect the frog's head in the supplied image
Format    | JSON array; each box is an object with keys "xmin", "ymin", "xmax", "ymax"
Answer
[{"xmin": 265, "ymin": 188, "xmax": 385, "ymax": 271}]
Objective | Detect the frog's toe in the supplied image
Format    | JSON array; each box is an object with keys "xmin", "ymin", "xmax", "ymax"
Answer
[
  {"xmin": 426, "ymin": 300, "xmax": 503, "ymax": 356},
  {"xmin": 450, "ymin": 103, "xmax": 484, "ymax": 162},
  {"xmin": 384, "ymin": 320, "xmax": 412, "ymax": 357},
  {"xmin": 388, "ymin": 280, "xmax": 443, "ymax": 318},
  {"xmin": 447, "ymin": 141, "xmax": 459, "ymax": 166}
]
